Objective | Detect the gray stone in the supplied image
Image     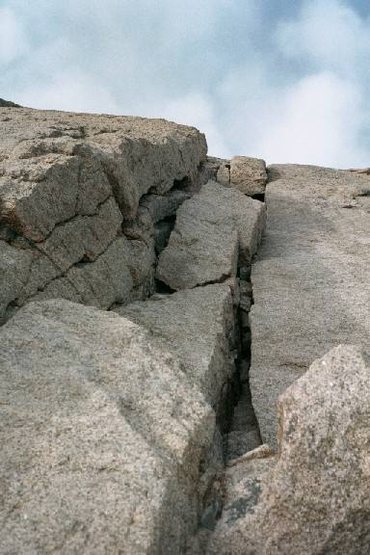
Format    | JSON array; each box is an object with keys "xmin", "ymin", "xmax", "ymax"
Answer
[
  {"xmin": 157, "ymin": 181, "xmax": 266, "ymax": 290},
  {"xmin": 217, "ymin": 156, "xmax": 267, "ymax": 196},
  {"xmin": 210, "ymin": 345, "xmax": 370, "ymax": 555},
  {"xmin": 0, "ymin": 108, "xmax": 207, "ymax": 318},
  {"xmin": 0, "ymin": 299, "xmax": 215, "ymax": 554},
  {"xmin": 33, "ymin": 238, "xmax": 134, "ymax": 309},
  {"xmin": 250, "ymin": 164, "xmax": 370, "ymax": 448},
  {"xmin": 0, "ymin": 240, "xmax": 32, "ymax": 321},
  {"xmin": 216, "ymin": 162, "xmax": 230, "ymax": 187},
  {"xmin": 0, "ymin": 108, "xmax": 207, "ymax": 231},
  {"xmin": 115, "ymin": 283, "xmax": 237, "ymax": 413}
]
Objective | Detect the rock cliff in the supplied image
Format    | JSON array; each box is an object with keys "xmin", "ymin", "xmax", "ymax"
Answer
[{"xmin": 0, "ymin": 107, "xmax": 369, "ymax": 554}]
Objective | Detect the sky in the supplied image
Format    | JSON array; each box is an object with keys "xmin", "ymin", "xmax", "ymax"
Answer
[{"xmin": 1, "ymin": 0, "xmax": 370, "ymax": 168}]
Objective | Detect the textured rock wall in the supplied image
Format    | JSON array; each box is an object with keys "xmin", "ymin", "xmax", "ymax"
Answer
[
  {"xmin": 0, "ymin": 109, "xmax": 268, "ymax": 553},
  {"xmin": 0, "ymin": 108, "xmax": 207, "ymax": 322},
  {"xmin": 249, "ymin": 164, "xmax": 370, "ymax": 449},
  {"xmin": 1, "ymin": 107, "xmax": 369, "ymax": 554}
]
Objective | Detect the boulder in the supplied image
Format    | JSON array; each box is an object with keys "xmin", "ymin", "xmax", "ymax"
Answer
[
  {"xmin": 0, "ymin": 299, "xmax": 215, "ymax": 554},
  {"xmin": 157, "ymin": 181, "xmax": 266, "ymax": 290},
  {"xmin": 217, "ymin": 156, "xmax": 267, "ymax": 196},
  {"xmin": 250, "ymin": 164, "xmax": 370, "ymax": 448},
  {"xmin": 209, "ymin": 345, "xmax": 370, "ymax": 554}
]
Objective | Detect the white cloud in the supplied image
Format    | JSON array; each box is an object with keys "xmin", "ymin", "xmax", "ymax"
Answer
[
  {"xmin": 159, "ymin": 92, "xmax": 231, "ymax": 157},
  {"xmin": 276, "ymin": 0, "xmax": 370, "ymax": 77},
  {"xmin": 1, "ymin": 0, "xmax": 370, "ymax": 168},
  {"xmin": 17, "ymin": 70, "xmax": 121, "ymax": 114},
  {"xmin": 0, "ymin": 7, "xmax": 28, "ymax": 64},
  {"xmin": 255, "ymin": 72, "xmax": 368, "ymax": 167}
]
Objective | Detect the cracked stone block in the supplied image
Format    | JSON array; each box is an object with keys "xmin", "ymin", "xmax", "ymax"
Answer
[
  {"xmin": 209, "ymin": 346, "xmax": 370, "ymax": 555},
  {"xmin": 156, "ymin": 180, "xmax": 266, "ymax": 290},
  {"xmin": 0, "ymin": 299, "xmax": 215, "ymax": 554},
  {"xmin": 115, "ymin": 283, "xmax": 236, "ymax": 413},
  {"xmin": 32, "ymin": 238, "xmax": 134, "ymax": 309},
  {"xmin": 0, "ymin": 108, "xmax": 207, "ymax": 318},
  {"xmin": 37, "ymin": 196, "xmax": 123, "ymax": 272},
  {"xmin": 230, "ymin": 156, "xmax": 267, "ymax": 196}
]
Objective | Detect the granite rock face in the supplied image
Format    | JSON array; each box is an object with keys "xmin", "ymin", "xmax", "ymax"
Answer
[
  {"xmin": 250, "ymin": 164, "xmax": 370, "ymax": 448},
  {"xmin": 1, "ymin": 107, "xmax": 369, "ymax": 554},
  {"xmin": 209, "ymin": 345, "xmax": 370, "ymax": 555},
  {"xmin": 217, "ymin": 156, "xmax": 267, "ymax": 196},
  {"xmin": 0, "ymin": 108, "xmax": 207, "ymax": 321},
  {"xmin": 115, "ymin": 283, "xmax": 236, "ymax": 418},
  {"xmin": 157, "ymin": 180, "xmax": 266, "ymax": 290},
  {"xmin": 0, "ymin": 299, "xmax": 215, "ymax": 554}
]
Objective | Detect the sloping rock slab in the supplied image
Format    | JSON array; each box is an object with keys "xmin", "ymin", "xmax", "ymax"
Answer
[
  {"xmin": 157, "ymin": 181, "xmax": 266, "ymax": 290},
  {"xmin": 115, "ymin": 283, "xmax": 236, "ymax": 417},
  {"xmin": 0, "ymin": 300, "xmax": 214, "ymax": 554},
  {"xmin": 209, "ymin": 345, "xmax": 370, "ymax": 555},
  {"xmin": 250, "ymin": 164, "xmax": 370, "ymax": 448}
]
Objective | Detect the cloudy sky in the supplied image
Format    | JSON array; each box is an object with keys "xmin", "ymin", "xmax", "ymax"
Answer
[{"xmin": 1, "ymin": 0, "xmax": 370, "ymax": 167}]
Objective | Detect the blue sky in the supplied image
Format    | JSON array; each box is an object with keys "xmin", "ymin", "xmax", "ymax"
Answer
[{"xmin": 1, "ymin": 0, "xmax": 370, "ymax": 167}]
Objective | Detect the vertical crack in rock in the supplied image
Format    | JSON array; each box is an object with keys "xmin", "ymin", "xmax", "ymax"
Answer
[{"xmin": 223, "ymin": 269, "xmax": 262, "ymax": 464}]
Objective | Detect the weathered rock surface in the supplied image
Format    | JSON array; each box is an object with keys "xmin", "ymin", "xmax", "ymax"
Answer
[
  {"xmin": 115, "ymin": 283, "xmax": 236, "ymax": 419},
  {"xmin": 157, "ymin": 180, "xmax": 266, "ymax": 290},
  {"xmin": 0, "ymin": 108, "xmax": 207, "ymax": 320},
  {"xmin": 217, "ymin": 156, "xmax": 267, "ymax": 196},
  {"xmin": 0, "ymin": 299, "xmax": 216, "ymax": 554},
  {"xmin": 250, "ymin": 164, "xmax": 370, "ymax": 448},
  {"xmin": 209, "ymin": 345, "xmax": 370, "ymax": 555}
]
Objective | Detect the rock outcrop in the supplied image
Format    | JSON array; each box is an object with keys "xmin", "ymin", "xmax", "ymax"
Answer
[
  {"xmin": 208, "ymin": 345, "xmax": 370, "ymax": 554},
  {"xmin": 0, "ymin": 107, "xmax": 207, "ymax": 322},
  {"xmin": 1, "ymin": 107, "xmax": 369, "ymax": 554},
  {"xmin": 250, "ymin": 164, "xmax": 370, "ymax": 448}
]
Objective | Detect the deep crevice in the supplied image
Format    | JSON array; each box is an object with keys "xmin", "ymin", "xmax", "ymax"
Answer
[
  {"xmin": 221, "ymin": 278, "xmax": 262, "ymax": 464},
  {"xmin": 172, "ymin": 175, "xmax": 192, "ymax": 192},
  {"xmin": 251, "ymin": 192, "xmax": 265, "ymax": 202},
  {"xmin": 154, "ymin": 279, "xmax": 175, "ymax": 295}
]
